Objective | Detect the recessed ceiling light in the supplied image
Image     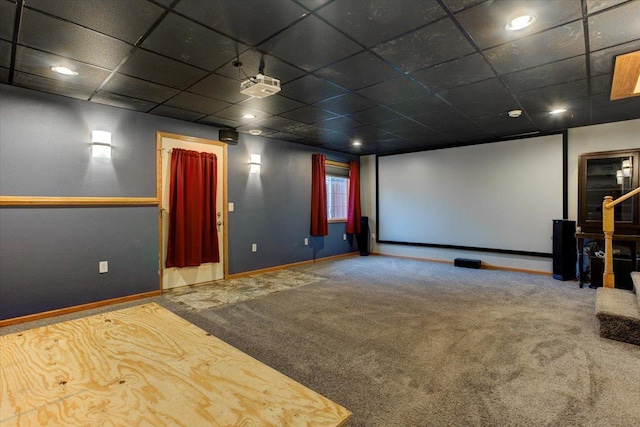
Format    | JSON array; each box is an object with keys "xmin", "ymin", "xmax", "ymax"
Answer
[
  {"xmin": 249, "ymin": 129, "xmax": 262, "ymax": 135},
  {"xmin": 50, "ymin": 66, "xmax": 78, "ymax": 76},
  {"xmin": 242, "ymin": 114, "xmax": 256, "ymax": 119},
  {"xmin": 549, "ymin": 108, "xmax": 567, "ymax": 115},
  {"xmin": 508, "ymin": 109, "xmax": 523, "ymax": 118},
  {"xmin": 505, "ymin": 15, "xmax": 536, "ymax": 31},
  {"xmin": 352, "ymin": 140, "xmax": 362, "ymax": 146}
]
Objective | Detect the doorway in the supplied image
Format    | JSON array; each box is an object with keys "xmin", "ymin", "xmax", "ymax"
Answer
[{"xmin": 158, "ymin": 132, "xmax": 227, "ymax": 290}]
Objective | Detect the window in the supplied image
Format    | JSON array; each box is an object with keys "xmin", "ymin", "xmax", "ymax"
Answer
[{"xmin": 325, "ymin": 161, "xmax": 350, "ymax": 222}]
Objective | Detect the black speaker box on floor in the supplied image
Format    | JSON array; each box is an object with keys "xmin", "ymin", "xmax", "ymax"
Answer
[
  {"xmin": 454, "ymin": 258, "xmax": 482, "ymax": 269},
  {"xmin": 355, "ymin": 216, "xmax": 370, "ymax": 256},
  {"xmin": 219, "ymin": 129, "xmax": 239, "ymax": 145},
  {"xmin": 552, "ymin": 219, "xmax": 576, "ymax": 281}
]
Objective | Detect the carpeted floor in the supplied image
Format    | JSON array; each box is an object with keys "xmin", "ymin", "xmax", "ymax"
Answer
[{"xmin": 4, "ymin": 256, "xmax": 640, "ymax": 426}]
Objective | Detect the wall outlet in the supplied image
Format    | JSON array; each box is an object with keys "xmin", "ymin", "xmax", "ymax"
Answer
[
  {"xmin": 251, "ymin": 243, "xmax": 257, "ymax": 252},
  {"xmin": 343, "ymin": 233, "xmax": 347, "ymax": 240},
  {"xmin": 228, "ymin": 202, "xmax": 234, "ymax": 212},
  {"xmin": 304, "ymin": 237, "xmax": 308, "ymax": 246},
  {"xmin": 99, "ymin": 261, "xmax": 108, "ymax": 274}
]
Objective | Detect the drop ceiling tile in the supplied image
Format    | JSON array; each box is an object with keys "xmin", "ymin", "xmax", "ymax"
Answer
[
  {"xmin": 237, "ymin": 95, "xmax": 305, "ymax": 115},
  {"xmin": 212, "ymin": 105, "xmax": 272, "ymax": 123},
  {"xmin": 153, "ymin": 0, "xmax": 175, "ymax": 8},
  {"xmin": 343, "ymin": 126, "xmax": 399, "ymax": 140},
  {"xmin": 18, "ymin": 9, "xmax": 131, "ymax": 69},
  {"xmin": 120, "ymin": 49, "xmax": 208, "ymax": 90},
  {"xmin": 175, "ymin": 0, "xmax": 307, "ymax": 46},
  {"xmin": 197, "ymin": 115, "xmax": 241, "ymax": 128},
  {"xmin": 235, "ymin": 124, "xmax": 277, "ymax": 136},
  {"xmin": 26, "ymin": 0, "xmax": 164, "ymax": 44},
  {"xmin": 317, "ymin": 0, "xmax": 445, "ymax": 47},
  {"xmin": 165, "ymin": 92, "xmax": 231, "ymax": 115},
  {"xmin": 455, "ymin": 0, "xmax": 582, "ymax": 50},
  {"xmin": 253, "ymin": 116, "xmax": 305, "ymax": 132},
  {"xmin": 186, "ymin": 73, "xmax": 247, "ymax": 103},
  {"xmin": 590, "ymin": 73, "xmax": 612, "ymax": 95},
  {"xmin": 374, "ymin": 117, "xmax": 424, "ymax": 133},
  {"xmin": 386, "ymin": 94, "xmax": 449, "ymax": 116},
  {"xmin": 297, "ymin": 0, "xmax": 333, "ymax": 10},
  {"xmin": 411, "ymin": 54, "xmax": 496, "ymax": 92},
  {"xmin": 0, "ymin": 1, "xmax": 15, "ymax": 41},
  {"xmin": 91, "ymin": 91, "xmax": 157, "ymax": 112},
  {"xmin": 316, "ymin": 131, "xmax": 352, "ymax": 145},
  {"xmin": 502, "ymin": 55, "xmax": 587, "ymax": 93},
  {"xmin": 215, "ymin": 50, "xmax": 305, "ymax": 84},
  {"xmin": 317, "ymin": 116, "xmax": 362, "ymax": 131},
  {"xmin": 481, "ymin": 118, "xmax": 539, "ymax": 138},
  {"xmin": 389, "ymin": 124, "xmax": 438, "ymax": 139},
  {"xmin": 437, "ymin": 78, "xmax": 509, "ymax": 106},
  {"xmin": 282, "ymin": 74, "xmax": 347, "ymax": 104},
  {"xmin": 428, "ymin": 119, "xmax": 481, "ymax": 134},
  {"xmin": 0, "ymin": 67, "xmax": 8, "ymax": 84},
  {"xmin": 356, "ymin": 77, "xmax": 429, "ymax": 105},
  {"xmin": 15, "ymin": 47, "xmax": 111, "ymax": 89},
  {"xmin": 453, "ymin": 95, "xmax": 521, "ymax": 117},
  {"xmin": 280, "ymin": 106, "xmax": 338, "ymax": 123},
  {"xmin": 313, "ymin": 93, "xmax": 376, "ymax": 115},
  {"xmin": 441, "ymin": 0, "xmax": 487, "ymax": 13},
  {"xmin": 347, "ymin": 106, "xmax": 403, "ymax": 125},
  {"xmin": 373, "ymin": 18, "xmax": 475, "ymax": 73},
  {"xmin": 266, "ymin": 131, "xmax": 305, "ymax": 143},
  {"xmin": 586, "ymin": 0, "xmax": 628, "ymax": 14},
  {"xmin": 590, "ymin": 97, "xmax": 640, "ymax": 123},
  {"xmin": 149, "ymin": 105, "xmax": 206, "ymax": 122},
  {"xmin": 515, "ymin": 80, "xmax": 589, "ymax": 113},
  {"xmin": 411, "ymin": 107, "xmax": 468, "ymax": 126},
  {"xmin": 0, "ymin": 39, "xmax": 11, "ymax": 68},
  {"xmin": 259, "ymin": 15, "xmax": 362, "ymax": 72},
  {"xmin": 590, "ymin": 40, "xmax": 640, "ymax": 76},
  {"xmin": 588, "ymin": 1, "xmax": 640, "ymax": 51},
  {"xmin": 484, "ymin": 21, "xmax": 585, "ymax": 74},
  {"xmin": 530, "ymin": 105, "xmax": 591, "ymax": 131},
  {"xmin": 142, "ymin": 13, "xmax": 246, "ymax": 71},
  {"xmin": 289, "ymin": 124, "xmax": 335, "ymax": 139},
  {"xmin": 315, "ymin": 51, "xmax": 400, "ymax": 90},
  {"xmin": 13, "ymin": 71, "xmax": 94, "ymax": 100},
  {"xmin": 101, "ymin": 73, "xmax": 180, "ymax": 103}
]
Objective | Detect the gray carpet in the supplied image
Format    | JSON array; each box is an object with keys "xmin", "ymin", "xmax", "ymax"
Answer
[{"xmin": 4, "ymin": 256, "xmax": 640, "ymax": 426}]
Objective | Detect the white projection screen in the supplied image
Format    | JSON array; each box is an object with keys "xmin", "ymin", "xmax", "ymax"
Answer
[{"xmin": 377, "ymin": 134, "xmax": 564, "ymax": 255}]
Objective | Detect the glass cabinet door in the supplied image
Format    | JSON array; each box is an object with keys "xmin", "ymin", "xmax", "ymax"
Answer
[{"xmin": 584, "ymin": 155, "xmax": 635, "ymax": 223}]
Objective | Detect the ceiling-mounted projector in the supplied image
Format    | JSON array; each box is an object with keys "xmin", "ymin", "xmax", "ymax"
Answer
[{"xmin": 240, "ymin": 74, "xmax": 281, "ymax": 99}]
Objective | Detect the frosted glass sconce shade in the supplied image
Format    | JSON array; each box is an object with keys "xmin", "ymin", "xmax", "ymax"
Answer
[
  {"xmin": 622, "ymin": 159, "xmax": 632, "ymax": 177},
  {"xmin": 249, "ymin": 154, "xmax": 261, "ymax": 174},
  {"xmin": 91, "ymin": 130, "xmax": 112, "ymax": 159}
]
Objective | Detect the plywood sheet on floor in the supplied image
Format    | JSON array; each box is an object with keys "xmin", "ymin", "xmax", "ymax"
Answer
[{"xmin": 0, "ymin": 303, "xmax": 350, "ymax": 426}]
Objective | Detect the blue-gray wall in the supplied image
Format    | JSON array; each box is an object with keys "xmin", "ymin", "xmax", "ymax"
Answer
[{"xmin": 0, "ymin": 84, "xmax": 357, "ymax": 320}]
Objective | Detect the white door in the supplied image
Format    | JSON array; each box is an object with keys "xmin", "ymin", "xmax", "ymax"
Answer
[{"xmin": 160, "ymin": 133, "xmax": 226, "ymax": 290}]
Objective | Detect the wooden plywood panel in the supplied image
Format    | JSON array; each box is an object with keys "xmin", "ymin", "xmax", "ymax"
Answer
[
  {"xmin": 0, "ymin": 303, "xmax": 351, "ymax": 426},
  {"xmin": 610, "ymin": 50, "xmax": 640, "ymax": 100}
]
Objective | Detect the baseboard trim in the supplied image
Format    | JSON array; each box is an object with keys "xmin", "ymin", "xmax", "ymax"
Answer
[
  {"xmin": 0, "ymin": 290, "xmax": 162, "ymax": 327},
  {"xmin": 227, "ymin": 252, "xmax": 359, "ymax": 279}
]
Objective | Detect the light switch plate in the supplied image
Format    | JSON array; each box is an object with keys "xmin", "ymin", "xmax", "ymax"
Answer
[
  {"xmin": 228, "ymin": 202, "xmax": 234, "ymax": 212},
  {"xmin": 251, "ymin": 243, "xmax": 257, "ymax": 252},
  {"xmin": 99, "ymin": 261, "xmax": 108, "ymax": 273}
]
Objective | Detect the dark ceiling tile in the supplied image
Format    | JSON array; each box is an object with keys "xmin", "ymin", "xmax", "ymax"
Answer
[
  {"xmin": 590, "ymin": 39, "xmax": 640, "ymax": 76},
  {"xmin": 1, "ymin": 39, "xmax": 12, "ymax": 68},
  {"xmin": 212, "ymin": 105, "xmax": 272, "ymax": 123},
  {"xmin": 18, "ymin": 9, "xmax": 131, "ymax": 69},
  {"xmin": 175, "ymin": 0, "xmax": 307, "ymax": 46},
  {"xmin": 343, "ymin": 126, "xmax": 402, "ymax": 142},
  {"xmin": 149, "ymin": 105, "xmax": 206, "ymax": 121},
  {"xmin": 91, "ymin": 91, "xmax": 157, "ymax": 112},
  {"xmin": 297, "ymin": 0, "xmax": 333, "ymax": 11},
  {"xmin": 347, "ymin": 106, "xmax": 403, "ymax": 125},
  {"xmin": 356, "ymin": 77, "xmax": 429, "ymax": 105},
  {"xmin": 588, "ymin": 1, "xmax": 640, "ymax": 51},
  {"xmin": 411, "ymin": 107, "xmax": 469, "ymax": 126},
  {"xmin": 317, "ymin": 116, "xmax": 362, "ymax": 131},
  {"xmin": 15, "ymin": 47, "xmax": 111, "ymax": 89},
  {"xmin": 253, "ymin": 116, "xmax": 305, "ymax": 132},
  {"xmin": 0, "ymin": 67, "xmax": 9, "ymax": 84},
  {"xmin": 530, "ymin": 106, "xmax": 591, "ymax": 131},
  {"xmin": 259, "ymin": 15, "xmax": 362, "ymax": 72},
  {"xmin": 142, "ymin": 13, "xmax": 246, "ymax": 71},
  {"xmin": 373, "ymin": 18, "xmax": 475, "ymax": 73},
  {"xmin": 428, "ymin": 119, "xmax": 481, "ymax": 133},
  {"xmin": 315, "ymin": 51, "xmax": 400, "ymax": 90},
  {"xmin": 441, "ymin": 0, "xmax": 487, "ymax": 13},
  {"xmin": 235, "ymin": 124, "xmax": 277, "ymax": 136},
  {"xmin": 215, "ymin": 50, "xmax": 305, "ymax": 84},
  {"xmin": 456, "ymin": 0, "xmax": 582, "ymax": 50},
  {"xmin": 590, "ymin": 74, "xmax": 612, "ymax": 95},
  {"xmin": 475, "ymin": 112, "xmax": 538, "ymax": 135},
  {"xmin": 454, "ymin": 95, "xmax": 522, "ymax": 118},
  {"xmin": 0, "ymin": 1, "xmax": 15, "ymax": 41},
  {"xmin": 591, "ymin": 91, "xmax": 640, "ymax": 108},
  {"xmin": 165, "ymin": 92, "xmax": 231, "ymax": 115},
  {"xmin": 590, "ymin": 97, "xmax": 640, "ymax": 123},
  {"xmin": 484, "ymin": 21, "xmax": 585, "ymax": 74},
  {"xmin": 316, "ymin": 131, "xmax": 352, "ymax": 145},
  {"xmin": 280, "ymin": 106, "xmax": 338, "ymax": 123},
  {"xmin": 282, "ymin": 74, "xmax": 347, "ymax": 104},
  {"xmin": 237, "ymin": 95, "xmax": 305, "ymax": 115},
  {"xmin": 152, "ymin": 0, "xmax": 174, "ymax": 8},
  {"xmin": 389, "ymin": 124, "xmax": 438, "ymax": 139},
  {"xmin": 502, "ymin": 55, "xmax": 587, "ymax": 93},
  {"xmin": 437, "ymin": 78, "xmax": 509, "ymax": 105},
  {"xmin": 587, "ymin": 0, "xmax": 628, "ymax": 14},
  {"xmin": 26, "ymin": 0, "xmax": 164, "ymax": 44},
  {"xmin": 515, "ymin": 79, "xmax": 589, "ymax": 113},
  {"xmin": 313, "ymin": 93, "xmax": 376, "ymax": 115},
  {"xmin": 197, "ymin": 115, "xmax": 241, "ymax": 128},
  {"xmin": 266, "ymin": 131, "xmax": 305, "ymax": 143},
  {"xmin": 120, "ymin": 48, "xmax": 209, "ymax": 90},
  {"xmin": 411, "ymin": 54, "xmax": 496, "ymax": 92},
  {"xmin": 317, "ymin": 0, "xmax": 445, "ymax": 47},
  {"xmin": 386, "ymin": 94, "xmax": 449, "ymax": 116},
  {"xmin": 13, "ymin": 71, "xmax": 95, "ymax": 100},
  {"xmin": 186, "ymin": 72, "xmax": 247, "ymax": 103},
  {"xmin": 374, "ymin": 117, "xmax": 424, "ymax": 133},
  {"xmin": 101, "ymin": 73, "xmax": 180, "ymax": 103},
  {"xmin": 289, "ymin": 124, "xmax": 335, "ymax": 139}
]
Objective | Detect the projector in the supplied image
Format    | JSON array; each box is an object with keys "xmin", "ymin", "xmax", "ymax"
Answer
[{"xmin": 240, "ymin": 74, "xmax": 281, "ymax": 98}]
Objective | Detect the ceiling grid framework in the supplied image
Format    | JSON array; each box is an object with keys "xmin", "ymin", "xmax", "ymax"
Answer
[{"xmin": 0, "ymin": 0, "xmax": 639, "ymax": 155}]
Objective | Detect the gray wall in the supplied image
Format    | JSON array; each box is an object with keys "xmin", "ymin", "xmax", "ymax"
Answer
[{"xmin": 0, "ymin": 84, "xmax": 357, "ymax": 320}]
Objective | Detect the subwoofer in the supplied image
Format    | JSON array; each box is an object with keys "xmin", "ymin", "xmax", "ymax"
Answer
[
  {"xmin": 219, "ymin": 129, "xmax": 239, "ymax": 145},
  {"xmin": 552, "ymin": 219, "xmax": 576, "ymax": 281}
]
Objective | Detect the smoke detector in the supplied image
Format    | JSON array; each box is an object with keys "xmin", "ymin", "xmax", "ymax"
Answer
[{"xmin": 240, "ymin": 74, "xmax": 281, "ymax": 99}]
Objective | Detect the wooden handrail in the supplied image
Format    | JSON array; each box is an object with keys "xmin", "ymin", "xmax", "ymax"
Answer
[{"xmin": 602, "ymin": 186, "xmax": 640, "ymax": 288}]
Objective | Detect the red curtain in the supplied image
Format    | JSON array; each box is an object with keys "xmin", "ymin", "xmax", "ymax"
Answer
[
  {"xmin": 166, "ymin": 148, "xmax": 220, "ymax": 268},
  {"xmin": 311, "ymin": 153, "xmax": 328, "ymax": 236},
  {"xmin": 346, "ymin": 160, "xmax": 361, "ymax": 234}
]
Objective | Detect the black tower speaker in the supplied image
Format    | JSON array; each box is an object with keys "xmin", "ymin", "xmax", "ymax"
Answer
[
  {"xmin": 219, "ymin": 129, "xmax": 239, "ymax": 145},
  {"xmin": 552, "ymin": 219, "xmax": 576, "ymax": 281},
  {"xmin": 355, "ymin": 216, "xmax": 370, "ymax": 256}
]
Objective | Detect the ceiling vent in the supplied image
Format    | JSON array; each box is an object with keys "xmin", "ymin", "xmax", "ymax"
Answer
[{"xmin": 240, "ymin": 74, "xmax": 281, "ymax": 99}]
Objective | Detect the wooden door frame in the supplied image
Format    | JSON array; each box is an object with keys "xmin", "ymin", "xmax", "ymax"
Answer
[{"xmin": 156, "ymin": 132, "xmax": 229, "ymax": 289}]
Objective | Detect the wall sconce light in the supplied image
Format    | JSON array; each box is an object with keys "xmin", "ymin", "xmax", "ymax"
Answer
[
  {"xmin": 249, "ymin": 154, "xmax": 261, "ymax": 174},
  {"xmin": 616, "ymin": 170, "xmax": 624, "ymax": 185},
  {"xmin": 91, "ymin": 130, "xmax": 112, "ymax": 159},
  {"xmin": 622, "ymin": 158, "xmax": 632, "ymax": 177}
]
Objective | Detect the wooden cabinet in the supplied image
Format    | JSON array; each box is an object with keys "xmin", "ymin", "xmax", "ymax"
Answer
[{"xmin": 578, "ymin": 149, "xmax": 639, "ymax": 233}]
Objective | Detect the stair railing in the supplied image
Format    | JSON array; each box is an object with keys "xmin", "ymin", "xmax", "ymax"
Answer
[{"xmin": 602, "ymin": 186, "xmax": 640, "ymax": 288}]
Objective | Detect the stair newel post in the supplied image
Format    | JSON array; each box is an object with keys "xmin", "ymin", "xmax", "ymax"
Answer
[{"xmin": 602, "ymin": 195, "xmax": 615, "ymax": 288}]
